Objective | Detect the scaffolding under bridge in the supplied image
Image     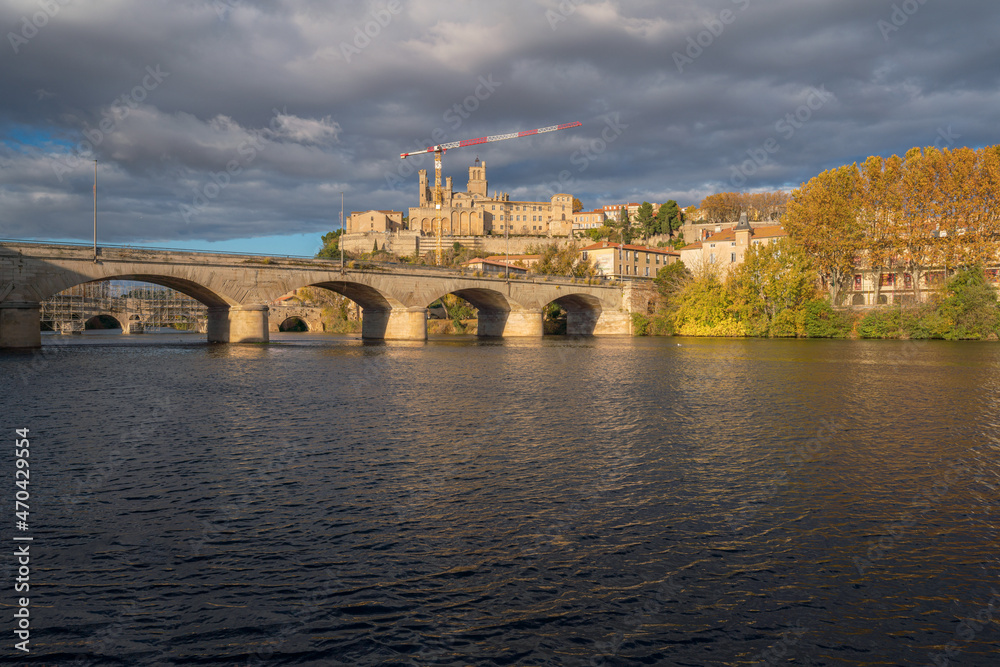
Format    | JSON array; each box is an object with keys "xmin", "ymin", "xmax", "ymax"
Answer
[{"xmin": 41, "ymin": 281, "xmax": 208, "ymax": 334}]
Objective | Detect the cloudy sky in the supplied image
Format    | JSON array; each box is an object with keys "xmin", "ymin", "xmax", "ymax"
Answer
[{"xmin": 1, "ymin": 0, "xmax": 997, "ymax": 255}]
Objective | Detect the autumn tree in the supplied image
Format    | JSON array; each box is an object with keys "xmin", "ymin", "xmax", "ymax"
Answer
[
  {"xmin": 894, "ymin": 147, "xmax": 936, "ymax": 299},
  {"xmin": 783, "ymin": 164, "xmax": 861, "ymax": 304},
  {"xmin": 857, "ymin": 155, "xmax": 899, "ymax": 305},
  {"xmin": 699, "ymin": 191, "xmax": 790, "ymax": 222}
]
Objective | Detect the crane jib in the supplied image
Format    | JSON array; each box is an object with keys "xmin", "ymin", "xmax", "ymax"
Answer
[{"xmin": 398, "ymin": 121, "xmax": 581, "ymax": 159}]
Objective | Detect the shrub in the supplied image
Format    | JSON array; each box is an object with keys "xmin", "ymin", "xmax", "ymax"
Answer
[
  {"xmin": 769, "ymin": 309, "xmax": 798, "ymax": 337},
  {"xmin": 799, "ymin": 298, "xmax": 850, "ymax": 338},
  {"xmin": 857, "ymin": 308, "xmax": 902, "ymax": 339},
  {"xmin": 631, "ymin": 312, "xmax": 650, "ymax": 336},
  {"xmin": 938, "ymin": 267, "xmax": 1000, "ymax": 340}
]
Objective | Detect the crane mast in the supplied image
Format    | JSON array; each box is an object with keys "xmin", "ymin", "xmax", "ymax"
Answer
[{"xmin": 400, "ymin": 121, "xmax": 581, "ymax": 264}]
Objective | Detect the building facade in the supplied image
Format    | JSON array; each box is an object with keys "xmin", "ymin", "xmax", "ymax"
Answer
[
  {"xmin": 580, "ymin": 242, "xmax": 680, "ymax": 278},
  {"xmin": 679, "ymin": 213, "xmax": 787, "ymax": 275},
  {"xmin": 572, "ymin": 209, "xmax": 609, "ymax": 231},
  {"xmin": 461, "ymin": 258, "xmax": 529, "ymax": 276},
  {"xmin": 346, "ymin": 210, "xmax": 405, "ymax": 234}
]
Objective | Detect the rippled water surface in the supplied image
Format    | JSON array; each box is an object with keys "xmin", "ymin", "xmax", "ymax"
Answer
[{"xmin": 1, "ymin": 333, "xmax": 999, "ymax": 665}]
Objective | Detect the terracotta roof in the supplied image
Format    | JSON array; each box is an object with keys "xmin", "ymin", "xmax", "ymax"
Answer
[
  {"xmin": 680, "ymin": 241, "xmax": 703, "ymax": 251},
  {"xmin": 579, "ymin": 242, "xmax": 679, "ymax": 256},
  {"xmin": 461, "ymin": 258, "xmax": 527, "ymax": 270},
  {"xmin": 484, "ymin": 254, "xmax": 540, "ymax": 261}
]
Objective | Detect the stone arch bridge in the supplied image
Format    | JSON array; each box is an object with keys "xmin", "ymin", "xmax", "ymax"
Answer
[{"xmin": 0, "ymin": 242, "xmax": 651, "ymax": 349}]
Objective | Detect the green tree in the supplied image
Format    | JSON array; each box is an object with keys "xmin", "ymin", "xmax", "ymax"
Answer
[
  {"xmin": 618, "ymin": 207, "xmax": 633, "ymax": 244},
  {"xmin": 654, "ymin": 261, "xmax": 691, "ymax": 301},
  {"xmin": 634, "ymin": 202, "xmax": 656, "ymax": 239},
  {"xmin": 656, "ymin": 200, "xmax": 682, "ymax": 237},
  {"xmin": 726, "ymin": 239, "xmax": 819, "ymax": 336},
  {"xmin": 937, "ymin": 267, "xmax": 1000, "ymax": 339},
  {"xmin": 316, "ymin": 229, "xmax": 343, "ymax": 259},
  {"xmin": 527, "ymin": 242, "xmax": 595, "ymax": 277}
]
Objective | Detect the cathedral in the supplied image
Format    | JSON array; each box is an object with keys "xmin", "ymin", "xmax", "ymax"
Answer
[{"xmin": 407, "ymin": 159, "xmax": 574, "ymax": 237}]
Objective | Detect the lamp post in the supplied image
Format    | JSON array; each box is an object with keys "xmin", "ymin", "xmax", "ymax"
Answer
[{"xmin": 93, "ymin": 160, "xmax": 97, "ymax": 261}]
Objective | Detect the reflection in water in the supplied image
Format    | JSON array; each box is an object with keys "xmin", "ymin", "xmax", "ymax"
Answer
[{"xmin": 0, "ymin": 334, "xmax": 997, "ymax": 665}]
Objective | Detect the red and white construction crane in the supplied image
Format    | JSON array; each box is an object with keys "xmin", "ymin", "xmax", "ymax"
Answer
[{"xmin": 400, "ymin": 121, "xmax": 581, "ymax": 264}]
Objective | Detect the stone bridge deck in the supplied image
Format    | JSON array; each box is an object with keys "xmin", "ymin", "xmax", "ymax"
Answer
[{"xmin": 0, "ymin": 242, "xmax": 651, "ymax": 348}]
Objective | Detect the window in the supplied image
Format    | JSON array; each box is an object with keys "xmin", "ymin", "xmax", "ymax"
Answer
[
  {"xmin": 646, "ymin": 255, "xmax": 650, "ymax": 263},
  {"xmin": 731, "ymin": 253, "xmax": 736, "ymax": 263},
  {"xmin": 709, "ymin": 253, "xmax": 715, "ymax": 264},
  {"xmin": 904, "ymin": 273, "xmax": 913, "ymax": 288},
  {"xmin": 582, "ymin": 251, "xmax": 588, "ymax": 259},
  {"xmin": 854, "ymin": 275, "xmax": 862, "ymax": 290},
  {"xmin": 644, "ymin": 266, "xmax": 649, "ymax": 277}
]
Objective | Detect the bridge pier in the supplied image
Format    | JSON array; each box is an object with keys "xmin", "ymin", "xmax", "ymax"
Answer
[
  {"xmin": 502, "ymin": 309, "xmax": 544, "ymax": 337},
  {"xmin": 476, "ymin": 308, "xmax": 508, "ymax": 337},
  {"xmin": 0, "ymin": 302, "xmax": 41, "ymax": 349},
  {"xmin": 592, "ymin": 310, "xmax": 631, "ymax": 335},
  {"xmin": 363, "ymin": 307, "xmax": 427, "ymax": 341},
  {"xmin": 207, "ymin": 305, "xmax": 270, "ymax": 343}
]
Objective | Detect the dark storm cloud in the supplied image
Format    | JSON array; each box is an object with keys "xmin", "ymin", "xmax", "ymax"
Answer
[{"xmin": 1, "ymin": 0, "xmax": 998, "ymax": 245}]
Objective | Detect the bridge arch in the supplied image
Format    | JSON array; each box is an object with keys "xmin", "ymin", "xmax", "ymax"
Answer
[
  {"xmin": 304, "ymin": 280, "xmax": 411, "ymax": 339},
  {"xmin": 42, "ymin": 274, "xmax": 231, "ymax": 308},
  {"xmin": 278, "ymin": 316, "xmax": 309, "ymax": 332},
  {"xmin": 426, "ymin": 287, "xmax": 534, "ymax": 337},
  {"xmin": 544, "ymin": 293, "xmax": 604, "ymax": 335},
  {"xmin": 84, "ymin": 314, "xmax": 123, "ymax": 330}
]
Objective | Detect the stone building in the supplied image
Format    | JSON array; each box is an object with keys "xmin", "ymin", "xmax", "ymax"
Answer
[
  {"xmin": 573, "ymin": 208, "xmax": 609, "ymax": 231},
  {"xmin": 346, "ymin": 209, "xmax": 405, "ymax": 234},
  {"xmin": 407, "ymin": 159, "xmax": 574, "ymax": 237},
  {"xmin": 679, "ymin": 213, "xmax": 787, "ymax": 275}
]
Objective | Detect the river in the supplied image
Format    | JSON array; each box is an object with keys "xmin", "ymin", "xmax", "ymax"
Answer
[{"xmin": 1, "ymin": 333, "xmax": 998, "ymax": 665}]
